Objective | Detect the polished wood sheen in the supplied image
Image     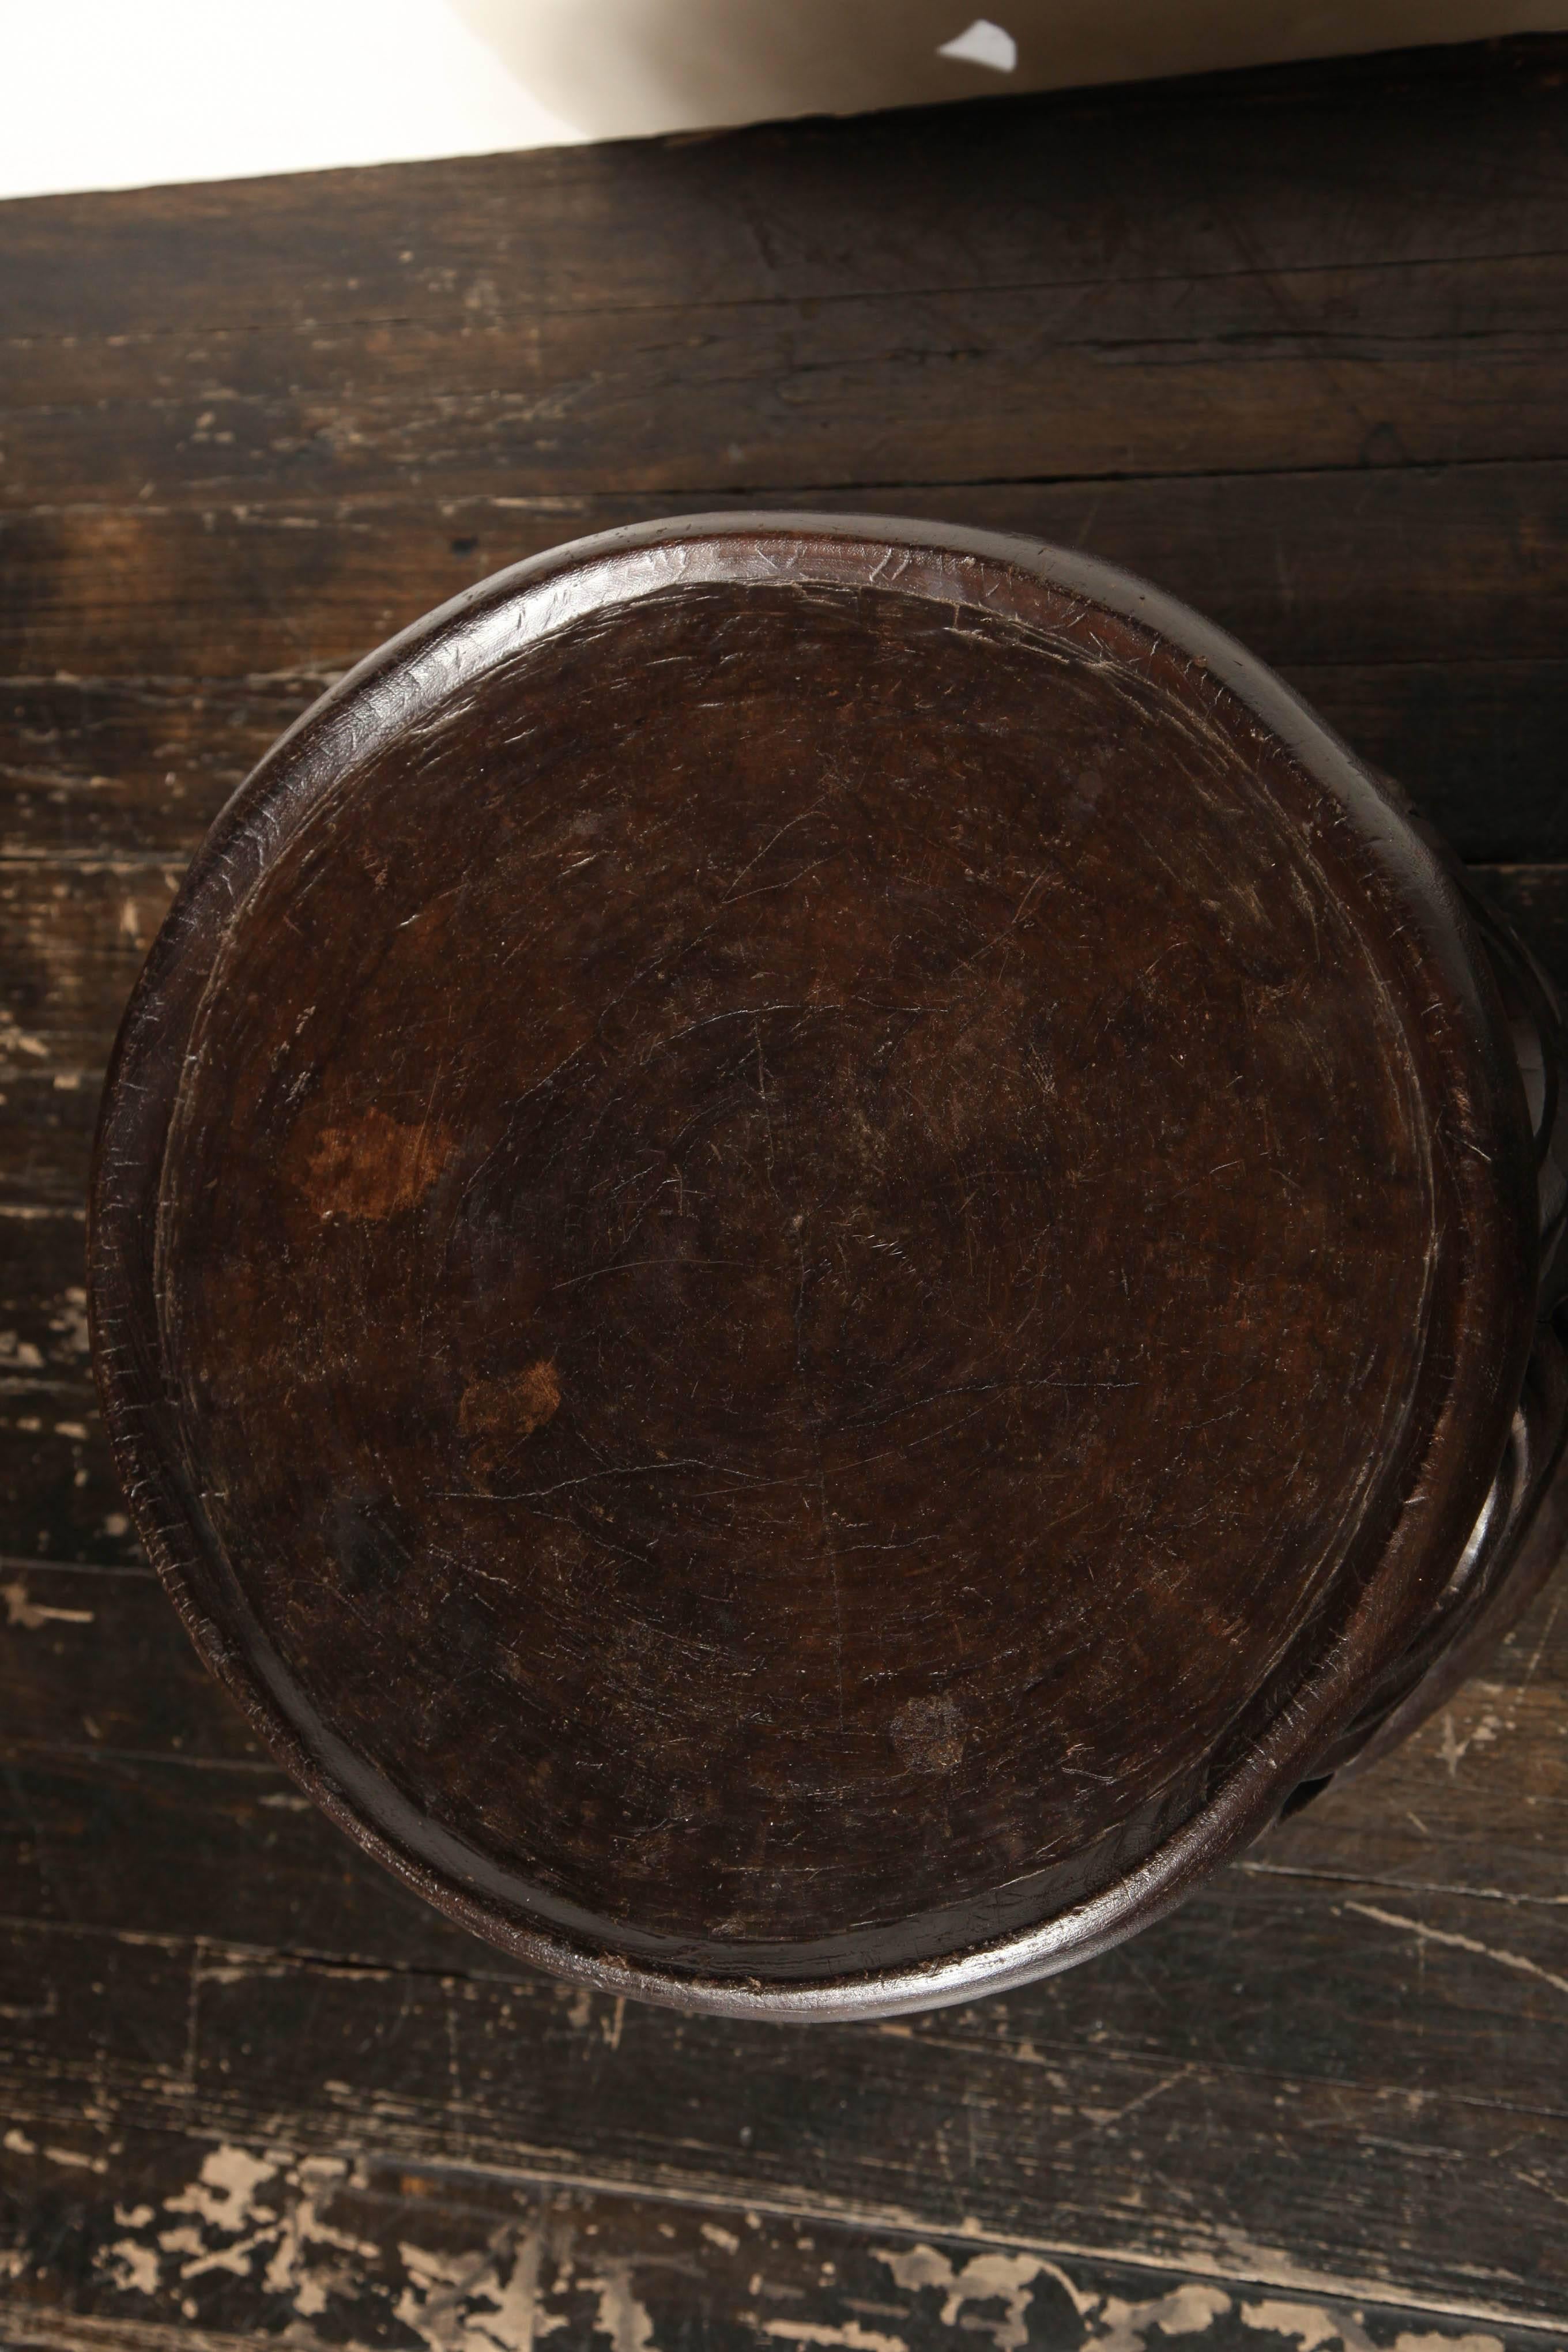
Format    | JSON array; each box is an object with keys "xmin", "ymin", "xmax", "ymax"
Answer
[{"xmin": 89, "ymin": 514, "xmax": 1559, "ymax": 2015}]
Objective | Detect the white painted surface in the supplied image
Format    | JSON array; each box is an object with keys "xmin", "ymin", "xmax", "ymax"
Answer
[
  {"xmin": 1, "ymin": 0, "xmax": 582, "ymax": 203},
  {"xmin": 937, "ymin": 20, "xmax": 1020, "ymax": 73}
]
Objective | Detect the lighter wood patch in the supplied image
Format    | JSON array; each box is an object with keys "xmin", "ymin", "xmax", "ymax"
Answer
[{"xmin": 304, "ymin": 1107, "xmax": 455, "ymax": 1221}]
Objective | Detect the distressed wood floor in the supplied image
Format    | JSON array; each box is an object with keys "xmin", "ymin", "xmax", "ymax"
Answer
[{"xmin": 3, "ymin": 32, "xmax": 1568, "ymax": 2352}]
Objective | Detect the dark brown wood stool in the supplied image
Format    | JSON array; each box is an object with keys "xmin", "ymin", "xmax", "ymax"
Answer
[{"xmin": 89, "ymin": 515, "xmax": 1568, "ymax": 2020}]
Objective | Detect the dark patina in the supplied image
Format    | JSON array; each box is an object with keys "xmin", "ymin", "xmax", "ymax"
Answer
[{"xmin": 89, "ymin": 515, "xmax": 1567, "ymax": 2016}]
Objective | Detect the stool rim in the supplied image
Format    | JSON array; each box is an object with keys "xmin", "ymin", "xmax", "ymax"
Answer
[{"xmin": 88, "ymin": 511, "xmax": 1537, "ymax": 2018}]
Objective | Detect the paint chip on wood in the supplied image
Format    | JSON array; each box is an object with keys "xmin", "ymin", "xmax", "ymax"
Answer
[{"xmin": 2, "ymin": 1577, "xmax": 94, "ymax": 1630}]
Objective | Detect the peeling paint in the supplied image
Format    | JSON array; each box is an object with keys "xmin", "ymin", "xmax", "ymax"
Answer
[
  {"xmin": 3, "ymin": 1577, "xmax": 94, "ymax": 1629},
  {"xmin": 92, "ymin": 2143, "xmax": 380, "ymax": 2317},
  {"xmin": 33, "ymin": 2133, "xmax": 1555, "ymax": 2352},
  {"xmin": 1237, "ymin": 2300, "xmax": 1504, "ymax": 2352},
  {"xmin": 0, "ymin": 1007, "xmax": 49, "ymax": 1060},
  {"xmin": 875, "ymin": 2244, "xmax": 1094, "ymax": 2350},
  {"xmin": 397, "ymin": 2227, "xmax": 551, "ymax": 2352},
  {"xmin": 42, "ymin": 2142, "xmax": 110, "ymax": 2173},
  {"xmin": 1088, "ymin": 2284, "xmax": 1231, "ymax": 2352},
  {"xmin": 103, "ymin": 2236, "xmax": 162, "ymax": 2297},
  {"xmin": 582, "ymin": 2254, "xmax": 659, "ymax": 2352},
  {"xmin": 48, "ymin": 1286, "xmax": 91, "ymax": 1356},
  {"xmin": 1438, "ymin": 1708, "xmax": 1504, "ymax": 1777},
  {"xmin": 164, "ymin": 2144, "xmax": 280, "ymax": 2235},
  {"xmin": 1392, "ymin": 2337, "xmax": 1506, "ymax": 2352},
  {"xmin": 869, "ymin": 2247, "xmax": 1378, "ymax": 2352},
  {"xmin": 756, "ymin": 2321, "xmax": 907, "ymax": 2352},
  {"xmin": 261, "ymin": 2157, "xmax": 381, "ymax": 2308}
]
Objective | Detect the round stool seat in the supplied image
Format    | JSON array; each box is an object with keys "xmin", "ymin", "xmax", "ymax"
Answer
[{"xmin": 89, "ymin": 515, "xmax": 1567, "ymax": 2017}]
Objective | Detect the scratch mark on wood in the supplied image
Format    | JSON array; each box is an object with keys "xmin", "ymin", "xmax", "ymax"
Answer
[{"xmin": 1346, "ymin": 1901, "xmax": 1568, "ymax": 2001}]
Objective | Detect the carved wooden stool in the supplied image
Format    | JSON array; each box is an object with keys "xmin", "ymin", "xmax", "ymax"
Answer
[{"xmin": 90, "ymin": 517, "xmax": 1568, "ymax": 2018}]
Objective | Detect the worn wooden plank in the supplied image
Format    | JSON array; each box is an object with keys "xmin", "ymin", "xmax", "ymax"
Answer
[
  {"xmin": 1478, "ymin": 866, "xmax": 1568, "ymax": 991},
  {"xmin": 0, "ymin": 676, "xmax": 325, "ymax": 863},
  {"xmin": 0, "ymin": 861, "xmax": 182, "ymax": 1081},
  {"xmin": 7, "ymin": 2127, "xmax": 1559, "ymax": 2352},
  {"xmin": 4, "ymin": 39, "xmax": 1566, "ymax": 348},
  {"xmin": 0, "ymin": 1756, "xmax": 468, "ymax": 1965},
  {"xmin": 8, "ymin": 463, "xmax": 1568, "ymax": 686},
  {"xmin": 5, "ymin": 462, "xmax": 1566, "ymax": 681},
  {"xmin": 1286, "ymin": 666, "xmax": 1568, "ymax": 865},
  {"xmin": 0, "ymin": 1219, "xmax": 94, "ymax": 1383},
  {"xmin": 5, "ymin": 1883, "xmax": 1568, "ymax": 2328},
  {"xmin": 4, "ymin": 1528, "xmax": 1567, "ymax": 2323},
  {"xmin": 9, "ymin": 1727, "xmax": 1568, "ymax": 2113},
  {"xmin": 0, "ymin": 1404, "xmax": 133, "ymax": 1574},
  {"xmin": 7, "ymin": 251, "xmax": 1568, "ymax": 509},
  {"xmin": 0, "ymin": 1565, "xmax": 258, "ymax": 1766},
  {"xmin": 0, "ymin": 1081, "xmax": 103, "ymax": 1213},
  {"xmin": 4, "ymin": 652, "xmax": 1566, "ymax": 883}
]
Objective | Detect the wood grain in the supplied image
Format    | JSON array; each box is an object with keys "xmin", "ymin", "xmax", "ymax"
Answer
[
  {"xmin": 9, "ymin": 463, "xmax": 1568, "ymax": 680},
  {"xmin": 5, "ymin": 31, "xmax": 1568, "ymax": 2347},
  {"xmin": 10, "ymin": 463, "xmax": 1568, "ymax": 877},
  {"xmin": 7, "ymin": 2132, "xmax": 1562, "ymax": 2352}
]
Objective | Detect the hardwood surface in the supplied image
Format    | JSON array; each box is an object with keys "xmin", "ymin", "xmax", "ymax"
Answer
[{"xmin": 4, "ymin": 30, "xmax": 1568, "ymax": 2349}]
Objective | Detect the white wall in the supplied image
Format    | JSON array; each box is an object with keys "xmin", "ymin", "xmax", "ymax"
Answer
[{"xmin": 2, "ymin": 0, "xmax": 582, "ymax": 204}]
